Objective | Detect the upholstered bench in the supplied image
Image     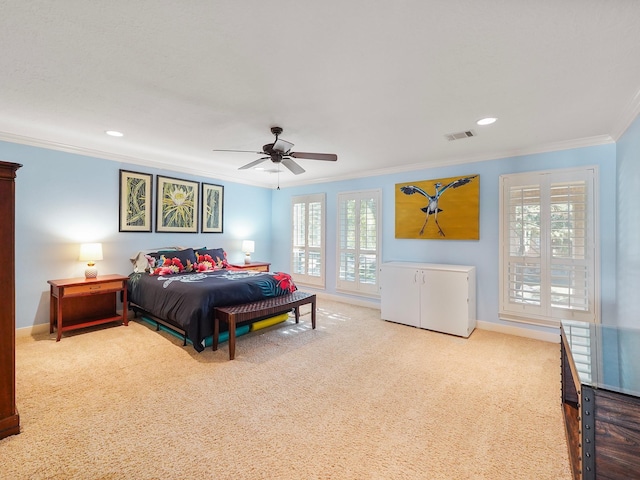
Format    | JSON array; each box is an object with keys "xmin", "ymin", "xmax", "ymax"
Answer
[{"xmin": 213, "ymin": 291, "xmax": 316, "ymax": 360}]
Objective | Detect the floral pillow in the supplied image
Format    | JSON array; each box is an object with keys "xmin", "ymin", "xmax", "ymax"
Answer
[
  {"xmin": 195, "ymin": 248, "xmax": 228, "ymax": 269},
  {"xmin": 149, "ymin": 255, "xmax": 195, "ymax": 276},
  {"xmin": 148, "ymin": 247, "xmax": 197, "ymax": 267}
]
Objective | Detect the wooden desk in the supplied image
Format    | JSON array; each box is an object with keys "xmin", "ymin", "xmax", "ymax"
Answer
[
  {"xmin": 228, "ymin": 261, "xmax": 271, "ymax": 272},
  {"xmin": 48, "ymin": 274, "xmax": 129, "ymax": 341}
]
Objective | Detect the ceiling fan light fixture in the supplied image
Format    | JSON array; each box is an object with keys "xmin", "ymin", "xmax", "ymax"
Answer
[{"xmin": 476, "ymin": 117, "xmax": 497, "ymax": 126}]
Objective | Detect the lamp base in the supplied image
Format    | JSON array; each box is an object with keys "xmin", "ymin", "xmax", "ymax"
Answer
[
  {"xmin": 244, "ymin": 254, "xmax": 251, "ymax": 264},
  {"xmin": 85, "ymin": 266, "xmax": 98, "ymax": 279}
]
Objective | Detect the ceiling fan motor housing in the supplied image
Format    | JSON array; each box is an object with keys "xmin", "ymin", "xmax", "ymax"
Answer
[{"xmin": 263, "ymin": 143, "xmax": 283, "ymax": 162}]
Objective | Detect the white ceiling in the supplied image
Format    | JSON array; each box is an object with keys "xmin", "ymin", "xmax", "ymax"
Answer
[{"xmin": 1, "ymin": 1, "xmax": 640, "ymax": 188}]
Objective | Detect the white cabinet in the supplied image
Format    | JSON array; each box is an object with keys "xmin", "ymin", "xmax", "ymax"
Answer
[{"xmin": 380, "ymin": 262, "xmax": 476, "ymax": 337}]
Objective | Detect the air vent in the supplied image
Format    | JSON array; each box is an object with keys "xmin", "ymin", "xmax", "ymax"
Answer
[{"xmin": 445, "ymin": 130, "xmax": 476, "ymax": 141}]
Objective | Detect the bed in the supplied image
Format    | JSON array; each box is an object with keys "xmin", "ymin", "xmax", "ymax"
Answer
[{"xmin": 127, "ymin": 247, "xmax": 297, "ymax": 352}]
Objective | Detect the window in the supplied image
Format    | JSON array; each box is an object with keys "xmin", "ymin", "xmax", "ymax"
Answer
[
  {"xmin": 337, "ymin": 189, "xmax": 381, "ymax": 296},
  {"xmin": 291, "ymin": 194, "xmax": 325, "ymax": 287},
  {"xmin": 499, "ymin": 167, "xmax": 599, "ymax": 326}
]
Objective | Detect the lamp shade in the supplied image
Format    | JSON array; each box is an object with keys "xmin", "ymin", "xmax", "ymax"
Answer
[
  {"xmin": 241, "ymin": 240, "xmax": 255, "ymax": 253},
  {"xmin": 79, "ymin": 243, "xmax": 103, "ymax": 262},
  {"xmin": 242, "ymin": 240, "xmax": 255, "ymax": 264}
]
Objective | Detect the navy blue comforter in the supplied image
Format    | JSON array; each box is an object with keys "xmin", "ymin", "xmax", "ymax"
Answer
[{"xmin": 128, "ymin": 270, "xmax": 295, "ymax": 351}]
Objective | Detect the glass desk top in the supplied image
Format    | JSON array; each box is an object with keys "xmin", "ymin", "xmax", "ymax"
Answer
[{"xmin": 561, "ymin": 319, "xmax": 640, "ymax": 398}]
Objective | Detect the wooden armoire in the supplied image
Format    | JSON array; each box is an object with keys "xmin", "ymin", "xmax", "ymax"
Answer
[{"xmin": 0, "ymin": 161, "xmax": 21, "ymax": 439}]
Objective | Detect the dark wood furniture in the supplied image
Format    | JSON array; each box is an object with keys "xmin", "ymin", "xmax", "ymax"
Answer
[
  {"xmin": 228, "ymin": 261, "xmax": 271, "ymax": 272},
  {"xmin": 48, "ymin": 275, "xmax": 129, "ymax": 341},
  {"xmin": 213, "ymin": 291, "xmax": 316, "ymax": 360},
  {"xmin": 0, "ymin": 161, "xmax": 21, "ymax": 440},
  {"xmin": 561, "ymin": 320, "xmax": 640, "ymax": 480}
]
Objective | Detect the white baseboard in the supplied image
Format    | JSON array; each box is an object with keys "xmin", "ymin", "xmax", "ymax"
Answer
[
  {"xmin": 312, "ymin": 292, "xmax": 560, "ymax": 342},
  {"xmin": 16, "ymin": 323, "xmax": 49, "ymax": 338},
  {"xmin": 310, "ymin": 290, "xmax": 381, "ymax": 309},
  {"xmin": 303, "ymin": 291, "xmax": 560, "ymax": 343},
  {"xmin": 476, "ymin": 320, "xmax": 560, "ymax": 343},
  {"xmin": 16, "ymin": 310, "xmax": 132, "ymax": 339},
  {"xmin": 17, "ymin": 303, "xmax": 559, "ymax": 344}
]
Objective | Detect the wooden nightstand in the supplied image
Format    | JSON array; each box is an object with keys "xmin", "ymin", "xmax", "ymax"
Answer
[
  {"xmin": 228, "ymin": 261, "xmax": 271, "ymax": 272},
  {"xmin": 48, "ymin": 274, "xmax": 128, "ymax": 341}
]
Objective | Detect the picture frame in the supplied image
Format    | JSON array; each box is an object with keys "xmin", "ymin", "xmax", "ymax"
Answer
[
  {"xmin": 119, "ymin": 169, "xmax": 153, "ymax": 232},
  {"xmin": 201, "ymin": 183, "xmax": 224, "ymax": 233},
  {"xmin": 156, "ymin": 175, "xmax": 199, "ymax": 233},
  {"xmin": 395, "ymin": 174, "xmax": 480, "ymax": 240}
]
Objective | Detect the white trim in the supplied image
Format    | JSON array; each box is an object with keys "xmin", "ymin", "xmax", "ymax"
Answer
[
  {"xmin": 0, "ymin": 131, "xmax": 269, "ymax": 188},
  {"xmin": 291, "ymin": 193, "xmax": 326, "ymax": 288},
  {"xmin": 275, "ymin": 135, "xmax": 614, "ymax": 188},
  {"xmin": 499, "ymin": 165, "xmax": 599, "ymax": 325},
  {"xmin": 16, "ymin": 323, "xmax": 49, "ymax": 338},
  {"xmin": 0, "ymin": 128, "xmax": 617, "ymax": 190},
  {"xmin": 302, "ymin": 289, "xmax": 382, "ymax": 310},
  {"xmin": 610, "ymin": 87, "xmax": 640, "ymax": 141},
  {"xmin": 336, "ymin": 189, "xmax": 382, "ymax": 296},
  {"xmin": 311, "ymin": 291, "xmax": 560, "ymax": 343},
  {"xmin": 476, "ymin": 320, "xmax": 560, "ymax": 343}
]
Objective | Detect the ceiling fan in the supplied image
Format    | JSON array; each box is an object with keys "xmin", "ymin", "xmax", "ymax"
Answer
[{"xmin": 212, "ymin": 126, "xmax": 338, "ymax": 175}]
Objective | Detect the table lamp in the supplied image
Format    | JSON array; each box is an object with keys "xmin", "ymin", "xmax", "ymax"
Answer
[
  {"xmin": 242, "ymin": 240, "xmax": 255, "ymax": 264},
  {"xmin": 79, "ymin": 243, "xmax": 103, "ymax": 278}
]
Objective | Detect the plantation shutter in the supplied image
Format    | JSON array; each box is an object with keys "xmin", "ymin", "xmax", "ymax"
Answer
[
  {"xmin": 499, "ymin": 167, "xmax": 598, "ymax": 326},
  {"xmin": 291, "ymin": 194, "xmax": 325, "ymax": 287},
  {"xmin": 337, "ymin": 190, "xmax": 381, "ymax": 296}
]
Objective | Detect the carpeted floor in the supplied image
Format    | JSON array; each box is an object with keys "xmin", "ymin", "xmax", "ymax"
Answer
[{"xmin": 1, "ymin": 300, "xmax": 571, "ymax": 479}]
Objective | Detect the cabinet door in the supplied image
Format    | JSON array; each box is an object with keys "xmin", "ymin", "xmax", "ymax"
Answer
[
  {"xmin": 380, "ymin": 266, "xmax": 420, "ymax": 327},
  {"xmin": 420, "ymin": 269, "xmax": 469, "ymax": 336}
]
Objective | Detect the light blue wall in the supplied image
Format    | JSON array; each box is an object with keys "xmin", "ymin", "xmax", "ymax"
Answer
[
  {"xmin": 272, "ymin": 144, "xmax": 617, "ymax": 334},
  {"xmin": 616, "ymin": 113, "xmax": 640, "ymax": 328},
  {"xmin": 615, "ymin": 113, "xmax": 640, "ymax": 390},
  {"xmin": 3, "ymin": 137, "xmax": 620, "ymax": 334},
  {"xmin": 2, "ymin": 141, "xmax": 273, "ymax": 329}
]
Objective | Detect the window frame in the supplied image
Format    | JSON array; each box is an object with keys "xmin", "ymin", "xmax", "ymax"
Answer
[
  {"xmin": 290, "ymin": 193, "xmax": 326, "ymax": 288},
  {"xmin": 498, "ymin": 166, "xmax": 600, "ymax": 327},
  {"xmin": 336, "ymin": 189, "xmax": 382, "ymax": 297}
]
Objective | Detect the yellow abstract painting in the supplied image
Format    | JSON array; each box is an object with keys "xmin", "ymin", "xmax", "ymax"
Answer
[{"xmin": 395, "ymin": 174, "xmax": 480, "ymax": 239}]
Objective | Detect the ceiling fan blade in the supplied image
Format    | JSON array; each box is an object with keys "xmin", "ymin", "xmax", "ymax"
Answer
[
  {"xmin": 213, "ymin": 149, "xmax": 265, "ymax": 154},
  {"xmin": 239, "ymin": 157, "xmax": 269, "ymax": 170},
  {"xmin": 281, "ymin": 158, "xmax": 306, "ymax": 175},
  {"xmin": 273, "ymin": 138, "xmax": 294, "ymax": 153},
  {"xmin": 289, "ymin": 151, "xmax": 338, "ymax": 161}
]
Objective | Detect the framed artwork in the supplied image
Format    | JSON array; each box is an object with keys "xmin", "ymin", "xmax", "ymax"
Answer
[
  {"xmin": 156, "ymin": 175, "xmax": 199, "ymax": 233},
  {"xmin": 201, "ymin": 183, "xmax": 224, "ymax": 233},
  {"xmin": 395, "ymin": 174, "xmax": 480, "ymax": 240},
  {"xmin": 119, "ymin": 170, "xmax": 153, "ymax": 232}
]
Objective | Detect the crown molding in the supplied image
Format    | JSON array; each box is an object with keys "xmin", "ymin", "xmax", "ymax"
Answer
[
  {"xmin": 0, "ymin": 131, "xmax": 271, "ymax": 188},
  {"xmin": 610, "ymin": 86, "xmax": 640, "ymax": 141},
  {"xmin": 278, "ymin": 134, "xmax": 615, "ymax": 188},
  {"xmin": 0, "ymin": 130, "xmax": 617, "ymax": 191}
]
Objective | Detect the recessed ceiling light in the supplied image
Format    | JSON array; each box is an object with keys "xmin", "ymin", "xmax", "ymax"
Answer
[
  {"xmin": 105, "ymin": 130, "xmax": 124, "ymax": 137},
  {"xmin": 476, "ymin": 117, "xmax": 497, "ymax": 126}
]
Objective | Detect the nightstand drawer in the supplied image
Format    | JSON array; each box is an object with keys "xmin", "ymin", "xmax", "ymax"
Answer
[
  {"xmin": 65, "ymin": 280, "xmax": 124, "ymax": 296},
  {"xmin": 228, "ymin": 262, "xmax": 271, "ymax": 272}
]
